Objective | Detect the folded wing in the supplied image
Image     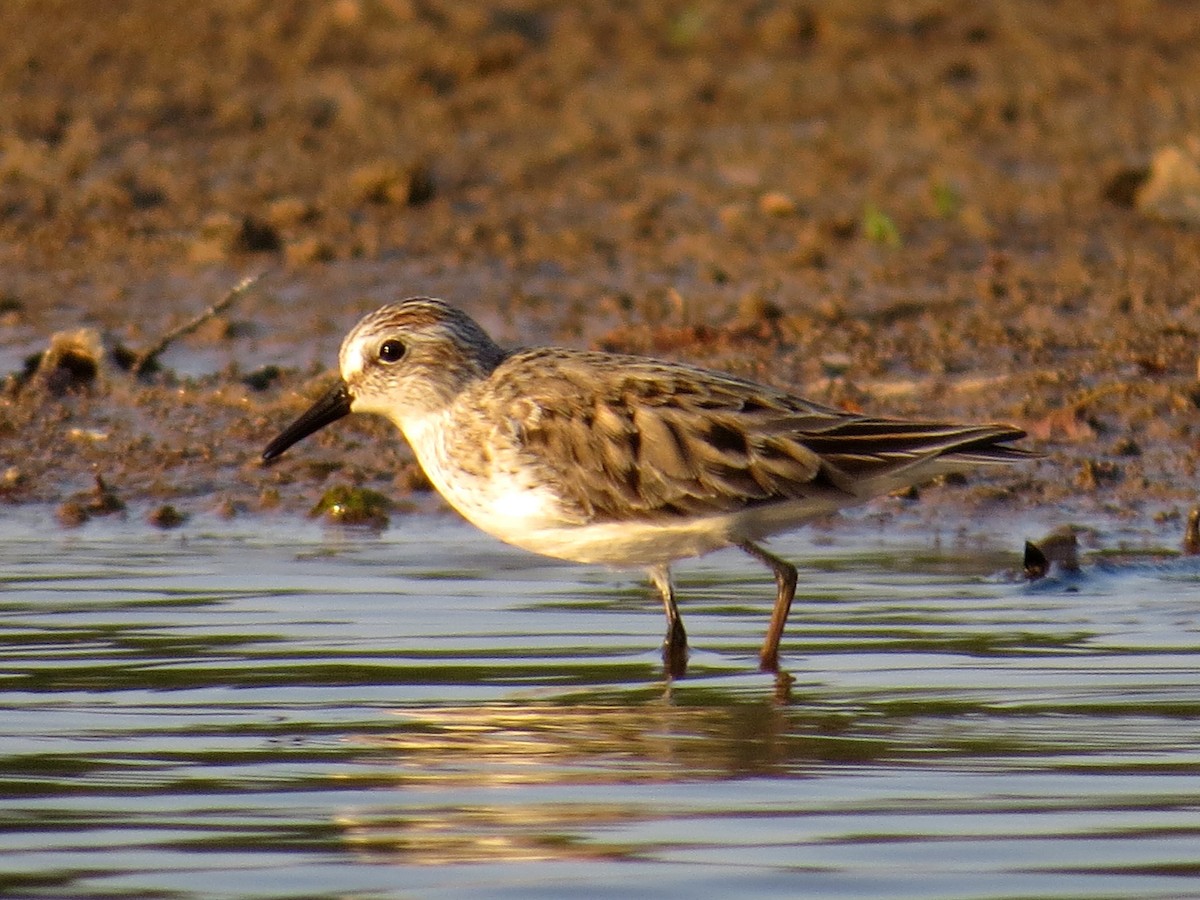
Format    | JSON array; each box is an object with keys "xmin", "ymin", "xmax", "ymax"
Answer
[{"xmin": 494, "ymin": 349, "xmax": 1032, "ymax": 524}]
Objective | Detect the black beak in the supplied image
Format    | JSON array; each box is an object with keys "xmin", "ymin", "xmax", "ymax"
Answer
[{"xmin": 262, "ymin": 381, "xmax": 353, "ymax": 462}]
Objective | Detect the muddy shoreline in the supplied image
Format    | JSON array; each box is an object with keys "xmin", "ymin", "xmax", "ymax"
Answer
[{"xmin": 2, "ymin": 2, "xmax": 1199, "ymax": 536}]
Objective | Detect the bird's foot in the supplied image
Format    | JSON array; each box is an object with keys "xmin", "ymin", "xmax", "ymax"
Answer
[
  {"xmin": 662, "ymin": 621, "xmax": 689, "ymax": 678},
  {"xmin": 759, "ymin": 648, "xmax": 780, "ymax": 673}
]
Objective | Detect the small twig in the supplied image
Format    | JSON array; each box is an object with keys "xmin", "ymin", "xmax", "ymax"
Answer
[{"xmin": 131, "ymin": 272, "xmax": 266, "ymax": 376}]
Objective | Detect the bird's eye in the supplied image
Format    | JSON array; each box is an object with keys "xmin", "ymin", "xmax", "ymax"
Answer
[{"xmin": 378, "ymin": 339, "xmax": 406, "ymax": 363}]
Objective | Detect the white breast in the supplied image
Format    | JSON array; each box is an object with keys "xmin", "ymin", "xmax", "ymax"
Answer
[{"xmin": 401, "ymin": 410, "xmax": 568, "ymax": 538}]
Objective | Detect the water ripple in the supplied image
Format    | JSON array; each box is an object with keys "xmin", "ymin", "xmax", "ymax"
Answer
[{"xmin": 1, "ymin": 513, "xmax": 1197, "ymax": 898}]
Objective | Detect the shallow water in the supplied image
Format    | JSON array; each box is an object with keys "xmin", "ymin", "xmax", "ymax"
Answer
[{"xmin": 2, "ymin": 511, "xmax": 1199, "ymax": 899}]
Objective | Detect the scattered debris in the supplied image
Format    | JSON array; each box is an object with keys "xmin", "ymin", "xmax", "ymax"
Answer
[
  {"xmin": 8, "ymin": 274, "xmax": 265, "ymax": 399},
  {"xmin": 19, "ymin": 328, "xmax": 106, "ymax": 396},
  {"xmin": 55, "ymin": 475, "xmax": 126, "ymax": 528},
  {"xmin": 1076, "ymin": 459, "xmax": 1122, "ymax": 491},
  {"xmin": 131, "ymin": 272, "xmax": 264, "ymax": 375}
]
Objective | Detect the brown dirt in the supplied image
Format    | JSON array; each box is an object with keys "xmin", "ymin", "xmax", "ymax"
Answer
[{"xmin": 1, "ymin": 1, "xmax": 1199, "ymax": 540}]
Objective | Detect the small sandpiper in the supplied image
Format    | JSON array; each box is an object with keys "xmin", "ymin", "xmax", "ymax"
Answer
[{"xmin": 263, "ymin": 297, "xmax": 1035, "ymax": 675}]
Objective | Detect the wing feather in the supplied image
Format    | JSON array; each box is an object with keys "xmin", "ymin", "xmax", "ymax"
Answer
[{"xmin": 482, "ymin": 348, "xmax": 1031, "ymax": 524}]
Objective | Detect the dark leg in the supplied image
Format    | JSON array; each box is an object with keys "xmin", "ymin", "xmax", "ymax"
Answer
[
  {"xmin": 649, "ymin": 565, "xmax": 688, "ymax": 677},
  {"xmin": 738, "ymin": 541, "xmax": 798, "ymax": 672}
]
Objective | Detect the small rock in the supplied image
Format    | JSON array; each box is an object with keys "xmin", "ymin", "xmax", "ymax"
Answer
[
  {"xmin": 285, "ymin": 237, "xmax": 336, "ymax": 265},
  {"xmin": 214, "ymin": 497, "xmax": 244, "ymax": 520},
  {"xmin": 1112, "ymin": 437, "xmax": 1141, "ymax": 457},
  {"xmin": 241, "ymin": 365, "xmax": 284, "ymax": 391},
  {"xmin": 0, "ymin": 294, "xmax": 24, "ymax": 327},
  {"xmin": 759, "ymin": 191, "xmax": 797, "ymax": 217},
  {"xmin": 148, "ymin": 505, "xmax": 187, "ymax": 529},
  {"xmin": 58, "ymin": 475, "xmax": 125, "ymax": 522},
  {"xmin": 737, "ymin": 291, "xmax": 784, "ymax": 323},
  {"xmin": 1103, "ymin": 166, "xmax": 1149, "ymax": 207},
  {"xmin": 401, "ymin": 464, "xmax": 432, "ymax": 492},
  {"xmin": 756, "ymin": 7, "xmax": 818, "ymax": 50},
  {"xmin": 1136, "ymin": 139, "xmax": 1200, "ymax": 226},
  {"xmin": 1076, "ymin": 459, "xmax": 1122, "ymax": 491},
  {"xmin": 349, "ymin": 160, "xmax": 436, "ymax": 207},
  {"xmin": 87, "ymin": 476, "xmax": 126, "ymax": 515},
  {"xmin": 1185, "ymin": 507, "xmax": 1200, "ymax": 555},
  {"xmin": 309, "ymin": 484, "xmax": 392, "ymax": 529},
  {"xmin": 22, "ymin": 328, "xmax": 104, "ymax": 395},
  {"xmin": 789, "ymin": 231, "xmax": 827, "ymax": 268},
  {"xmin": 1024, "ymin": 526, "xmax": 1081, "ymax": 580},
  {"xmin": 231, "ymin": 215, "xmax": 283, "ymax": 254},
  {"xmin": 265, "ymin": 196, "xmax": 316, "ymax": 228},
  {"xmin": 56, "ymin": 500, "xmax": 90, "ymax": 528}
]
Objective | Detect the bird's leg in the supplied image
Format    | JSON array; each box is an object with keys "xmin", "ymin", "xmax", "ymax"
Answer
[
  {"xmin": 738, "ymin": 541, "xmax": 798, "ymax": 672},
  {"xmin": 649, "ymin": 565, "xmax": 688, "ymax": 677}
]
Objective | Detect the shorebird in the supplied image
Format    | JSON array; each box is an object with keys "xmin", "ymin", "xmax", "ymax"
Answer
[{"xmin": 263, "ymin": 297, "xmax": 1034, "ymax": 675}]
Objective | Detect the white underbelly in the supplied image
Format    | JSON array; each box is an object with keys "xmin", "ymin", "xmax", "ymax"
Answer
[{"xmin": 402, "ymin": 412, "xmax": 847, "ymax": 568}]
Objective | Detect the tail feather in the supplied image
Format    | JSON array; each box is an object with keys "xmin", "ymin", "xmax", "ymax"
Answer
[{"xmin": 801, "ymin": 420, "xmax": 1033, "ymax": 476}]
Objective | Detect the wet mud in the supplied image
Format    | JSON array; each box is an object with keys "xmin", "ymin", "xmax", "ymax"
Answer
[{"xmin": 2, "ymin": 1, "xmax": 1199, "ymax": 537}]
